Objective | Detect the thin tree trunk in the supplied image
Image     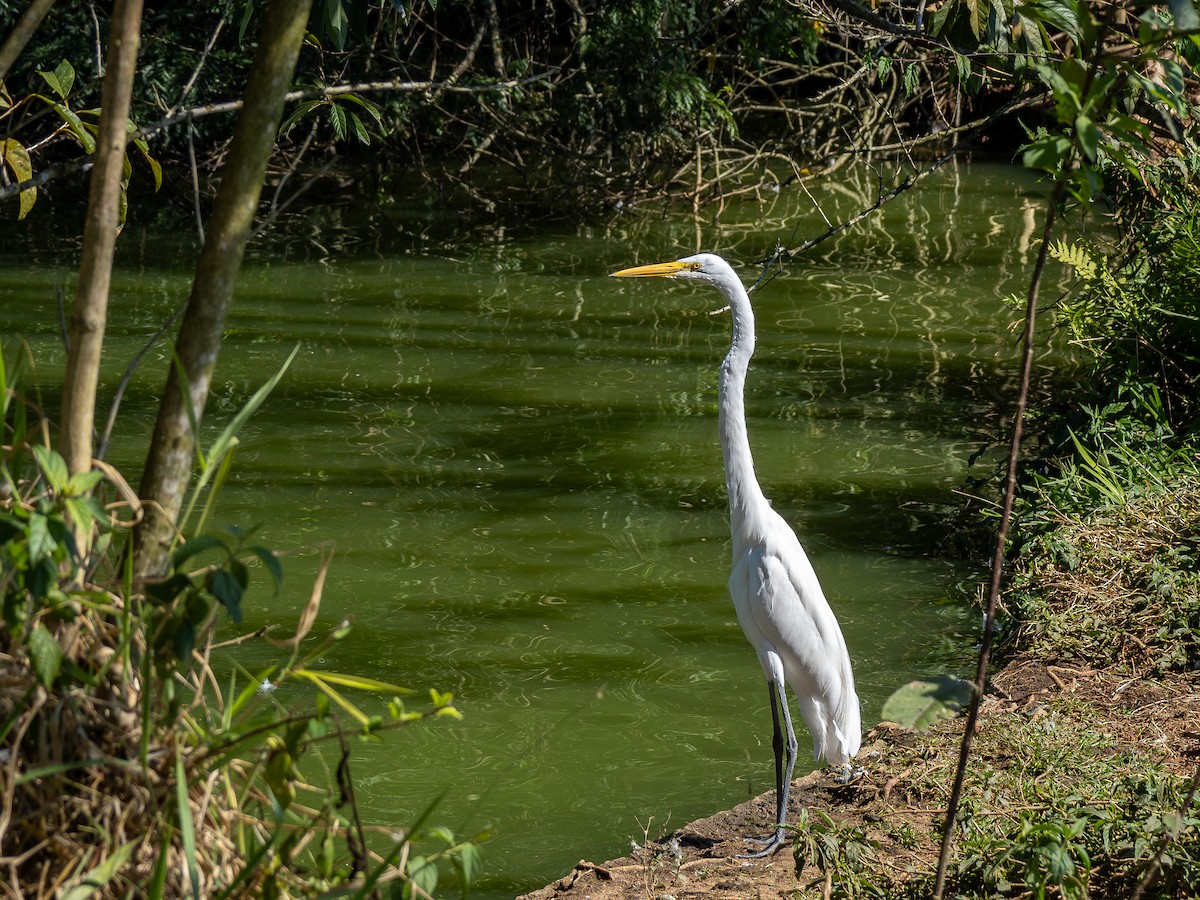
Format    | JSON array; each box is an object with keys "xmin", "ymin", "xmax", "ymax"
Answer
[
  {"xmin": 59, "ymin": 0, "xmax": 143, "ymax": 478},
  {"xmin": 0, "ymin": 0, "xmax": 57, "ymax": 80},
  {"xmin": 133, "ymin": 0, "xmax": 312, "ymax": 580}
]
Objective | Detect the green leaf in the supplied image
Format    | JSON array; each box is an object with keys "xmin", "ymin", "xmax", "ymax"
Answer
[
  {"xmin": 1075, "ymin": 114, "xmax": 1100, "ymax": 161},
  {"xmin": 324, "ymin": 0, "xmax": 350, "ymax": 50},
  {"xmin": 171, "ymin": 534, "xmax": 227, "ymax": 569},
  {"xmin": 881, "ymin": 676, "xmax": 973, "ymax": 731},
  {"xmin": 1022, "ymin": 132, "xmax": 1072, "ymax": 174},
  {"xmin": 40, "ymin": 99, "xmax": 96, "ymax": 154},
  {"xmin": 64, "ymin": 496, "xmax": 106, "ymax": 539},
  {"xmin": 66, "ymin": 469, "xmax": 104, "ymax": 496},
  {"xmin": 175, "ymin": 752, "xmax": 202, "ymax": 900},
  {"xmin": 33, "ymin": 444, "xmax": 69, "ymax": 493},
  {"xmin": 310, "ymin": 671, "xmax": 413, "ymax": 695},
  {"xmin": 28, "ymin": 623, "xmax": 64, "ymax": 687},
  {"xmin": 131, "ymin": 135, "xmax": 163, "ymax": 191},
  {"xmin": 346, "ymin": 109, "xmax": 370, "ymax": 145},
  {"xmin": 1, "ymin": 138, "xmax": 36, "ymax": 220},
  {"xmin": 54, "ymin": 60, "xmax": 75, "ymax": 99},
  {"xmin": 954, "ymin": 52, "xmax": 972, "ymax": 84},
  {"xmin": 175, "ymin": 616, "xmax": 196, "ymax": 662},
  {"xmin": 60, "ymin": 837, "xmax": 142, "ymax": 900},
  {"xmin": 337, "ymin": 91, "xmax": 383, "ymax": 124},
  {"xmin": 209, "ymin": 568, "xmax": 244, "ymax": 623},
  {"xmin": 328, "ymin": 102, "xmax": 347, "ymax": 140},
  {"xmin": 181, "ymin": 344, "xmax": 300, "ymax": 534},
  {"xmin": 902, "ymin": 63, "xmax": 920, "ymax": 98},
  {"xmin": 38, "ymin": 68, "xmax": 64, "ymax": 100},
  {"xmin": 407, "ymin": 856, "xmax": 438, "ymax": 897},
  {"xmin": 279, "ymin": 98, "xmax": 325, "ymax": 136},
  {"xmin": 967, "ymin": 0, "xmax": 988, "ymax": 39},
  {"xmin": 455, "ymin": 841, "xmax": 481, "ymax": 887},
  {"xmin": 27, "ymin": 513, "xmax": 54, "ymax": 563},
  {"xmin": 247, "ymin": 546, "xmax": 283, "ymax": 593}
]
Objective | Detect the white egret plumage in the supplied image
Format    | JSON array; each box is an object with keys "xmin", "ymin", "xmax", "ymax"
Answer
[{"xmin": 610, "ymin": 253, "xmax": 861, "ymax": 856}]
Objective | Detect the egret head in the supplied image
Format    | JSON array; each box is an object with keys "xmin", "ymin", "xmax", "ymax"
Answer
[{"xmin": 609, "ymin": 253, "xmax": 737, "ymax": 288}]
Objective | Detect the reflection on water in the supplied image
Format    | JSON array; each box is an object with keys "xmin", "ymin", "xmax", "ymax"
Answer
[{"xmin": 0, "ymin": 161, "xmax": 1073, "ymax": 896}]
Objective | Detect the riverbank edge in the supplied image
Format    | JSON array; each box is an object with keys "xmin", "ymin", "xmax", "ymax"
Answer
[{"xmin": 516, "ymin": 478, "xmax": 1200, "ymax": 899}]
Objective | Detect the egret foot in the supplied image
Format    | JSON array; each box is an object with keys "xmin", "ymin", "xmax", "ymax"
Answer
[
  {"xmin": 836, "ymin": 763, "xmax": 866, "ymax": 783},
  {"xmin": 736, "ymin": 827, "xmax": 788, "ymax": 858}
]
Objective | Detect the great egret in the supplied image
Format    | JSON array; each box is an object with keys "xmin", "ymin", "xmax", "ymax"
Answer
[{"xmin": 610, "ymin": 253, "xmax": 861, "ymax": 857}]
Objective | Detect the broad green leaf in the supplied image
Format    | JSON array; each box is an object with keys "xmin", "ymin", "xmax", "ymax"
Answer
[
  {"xmin": 64, "ymin": 496, "xmax": 106, "ymax": 539},
  {"xmin": 407, "ymin": 856, "xmax": 438, "ymax": 897},
  {"xmin": 337, "ymin": 92, "xmax": 383, "ymax": 124},
  {"xmin": 1022, "ymin": 132, "xmax": 1071, "ymax": 173},
  {"xmin": 27, "ymin": 512, "xmax": 54, "ymax": 563},
  {"xmin": 347, "ymin": 109, "xmax": 369, "ymax": 144},
  {"xmin": 881, "ymin": 676, "xmax": 973, "ymax": 731},
  {"xmin": 1, "ymin": 138, "xmax": 36, "ymax": 219},
  {"xmin": 54, "ymin": 60, "xmax": 75, "ymax": 99},
  {"xmin": 33, "ymin": 444, "xmax": 69, "ymax": 493},
  {"xmin": 209, "ymin": 568, "xmax": 244, "ymax": 623},
  {"xmin": 40, "ymin": 99, "xmax": 96, "ymax": 153},
  {"xmin": 1075, "ymin": 114, "xmax": 1100, "ymax": 161},
  {"xmin": 29, "ymin": 623, "xmax": 64, "ymax": 687},
  {"xmin": 328, "ymin": 102, "xmax": 347, "ymax": 139},
  {"xmin": 455, "ymin": 841, "xmax": 481, "ymax": 887},
  {"xmin": 968, "ymin": 0, "xmax": 988, "ymax": 38},
  {"xmin": 954, "ymin": 52, "xmax": 971, "ymax": 84},
  {"xmin": 38, "ymin": 68, "xmax": 64, "ymax": 100},
  {"xmin": 66, "ymin": 469, "xmax": 104, "ymax": 495},
  {"xmin": 279, "ymin": 98, "xmax": 325, "ymax": 136},
  {"xmin": 172, "ymin": 534, "xmax": 226, "ymax": 569},
  {"xmin": 175, "ymin": 617, "xmax": 196, "ymax": 662},
  {"xmin": 324, "ymin": 0, "xmax": 350, "ymax": 50}
]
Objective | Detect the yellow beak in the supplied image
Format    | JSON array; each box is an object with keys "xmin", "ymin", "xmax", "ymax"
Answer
[{"xmin": 609, "ymin": 260, "xmax": 698, "ymax": 278}]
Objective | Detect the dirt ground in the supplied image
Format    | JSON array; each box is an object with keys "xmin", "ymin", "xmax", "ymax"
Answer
[{"xmin": 516, "ymin": 659, "xmax": 1200, "ymax": 900}]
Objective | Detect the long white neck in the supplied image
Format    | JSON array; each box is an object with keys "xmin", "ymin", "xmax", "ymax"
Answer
[{"xmin": 718, "ymin": 282, "xmax": 770, "ymax": 546}]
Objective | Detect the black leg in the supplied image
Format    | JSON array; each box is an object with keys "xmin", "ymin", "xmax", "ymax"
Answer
[{"xmin": 739, "ymin": 680, "xmax": 798, "ymax": 858}]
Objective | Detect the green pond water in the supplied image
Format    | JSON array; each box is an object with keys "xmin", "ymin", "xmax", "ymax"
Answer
[{"xmin": 1, "ymin": 161, "xmax": 1071, "ymax": 896}]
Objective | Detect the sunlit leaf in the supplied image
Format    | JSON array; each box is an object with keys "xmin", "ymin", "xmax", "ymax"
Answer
[
  {"xmin": 1, "ymin": 138, "xmax": 35, "ymax": 219},
  {"xmin": 310, "ymin": 670, "xmax": 414, "ymax": 695},
  {"xmin": 881, "ymin": 676, "xmax": 973, "ymax": 731},
  {"xmin": 54, "ymin": 60, "xmax": 75, "ymax": 99},
  {"xmin": 33, "ymin": 444, "xmax": 69, "ymax": 493}
]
